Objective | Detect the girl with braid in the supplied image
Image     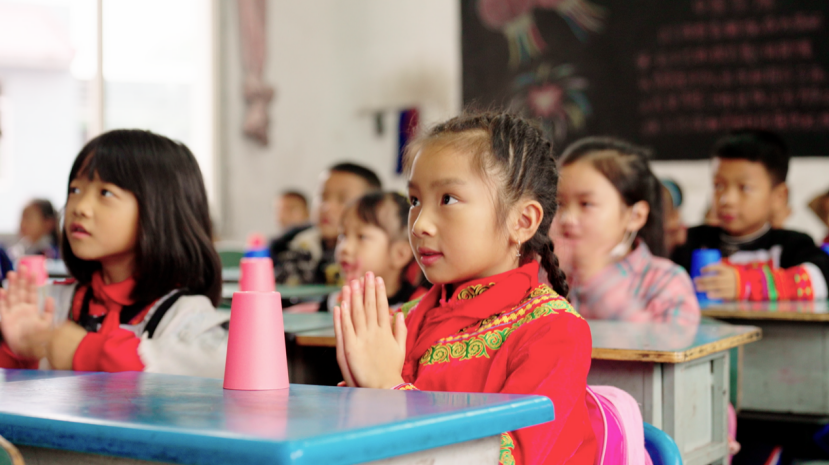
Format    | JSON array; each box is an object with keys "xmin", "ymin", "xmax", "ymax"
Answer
[
  {"xmin": 551, "ymin": 137, "xmax": 700, "ymax": 325},
  {"xmin": 334, "ymin": 112, "xmax": 596, "ymax": 464}
]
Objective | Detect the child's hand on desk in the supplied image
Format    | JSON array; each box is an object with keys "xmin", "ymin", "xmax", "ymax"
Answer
[
  {"xmin": 46, "ymin": 321, "xmax": 87, "ymax": 370},
  {"xmin": 334, "ymin": 272, "xmax": 406, "ymax": 389},
  {"xmin": 0, "ymin": 268, "xmax": 55, "ymax": 359},
  {"xmin": 694, "ymin": 264, "xmax": 738, "ymax": 300}
]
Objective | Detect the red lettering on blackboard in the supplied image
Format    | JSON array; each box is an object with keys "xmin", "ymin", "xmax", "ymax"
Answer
[{"xmin": 636, "ymin": 0, "xmax": 829, "ymax": 138}]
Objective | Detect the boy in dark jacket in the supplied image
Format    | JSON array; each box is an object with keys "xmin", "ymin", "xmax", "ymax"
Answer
[{"xmin": 672, "ymin": 130, "xmax": 828, "ymax": 301}]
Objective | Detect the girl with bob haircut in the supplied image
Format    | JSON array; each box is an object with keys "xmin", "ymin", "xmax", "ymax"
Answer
[{"xmin": 0, "ymin": 129, "xmax": 229, "ymax": 377}]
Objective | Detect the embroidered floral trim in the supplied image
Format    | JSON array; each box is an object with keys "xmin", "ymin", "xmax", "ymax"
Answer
[
  {"xmin": 500, "ymin": 432, "xmax": 516, "ymax": 465},
  {"xmin": 418, "ymin": 285, "xmax": 580, "ymax": 366},
  {"xmin": 457, "ymin": 282, "xmax": 496, "ymax": 300},
  {"xmin": 392, "ymin": 383, "xmax": 418, "ymax": 391},
  {"xmin": 529, "ymin": 284, "xmax": 555, "ymax": 299}
]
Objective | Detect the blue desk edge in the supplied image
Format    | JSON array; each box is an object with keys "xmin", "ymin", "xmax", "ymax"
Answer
[{"xmin": 0, "ymin": 377, "xmax": 555, "ymax": 465}]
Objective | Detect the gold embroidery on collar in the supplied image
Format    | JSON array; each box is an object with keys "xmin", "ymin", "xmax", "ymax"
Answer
[
  {"xmin": 417, "ymin": 286, "xmax": 581, "ymax": 367},
  {"xmin": 457, "ymin": 282, "xmax": 496, "ymax": 300}
]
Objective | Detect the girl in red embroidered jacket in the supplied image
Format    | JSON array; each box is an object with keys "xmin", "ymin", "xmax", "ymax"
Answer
[
  {"xmin": 0, "ymin": 130, "xmax": 228, "ymax": 376},
  {"xmin": 333, "ymin": 113, "xmax": 597, "ymax": 464}
]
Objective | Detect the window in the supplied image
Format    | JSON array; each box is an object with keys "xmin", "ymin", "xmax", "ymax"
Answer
[
  {"xmin": 103, "ymin": 0, "xmax": 215, "ymax": 201},
  {"xmin": 0, "ymin": 0, "xmax": 215, "ymax": 237}
]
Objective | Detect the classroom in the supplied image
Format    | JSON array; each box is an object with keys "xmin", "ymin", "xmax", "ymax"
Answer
[{"xmin": 1, "ymin": 0, "xmax": 829, "ymax": 464}]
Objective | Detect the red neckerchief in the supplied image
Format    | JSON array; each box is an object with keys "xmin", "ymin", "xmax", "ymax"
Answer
[
  {"xmin": 71, "ymin": 272, "xmax": 137, "ymax": 321},
  {"xmin": 402, "ymin": 261, "xmax": 539, "ymax": 382}
]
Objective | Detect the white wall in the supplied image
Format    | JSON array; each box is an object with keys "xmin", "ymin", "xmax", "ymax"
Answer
[
  {"xmin": 218, "ymin": 1, "xmax": 829, "ymax": 243},
  {"xmin": 0, "ymin": 68, "xmax": 80, "ymax": 236},
  {"xmin": 218, "ymin": 0, "xmax": 461, "ymax": 240}
]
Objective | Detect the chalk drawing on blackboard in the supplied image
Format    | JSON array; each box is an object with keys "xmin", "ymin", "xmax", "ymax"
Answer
[
  {"xmin": 508, "ymin": 63, "xmax": 591, "ymax": 142},
  {"xmin": 476, "ymin": 0, "xmax": 607, "ymax": 68}
]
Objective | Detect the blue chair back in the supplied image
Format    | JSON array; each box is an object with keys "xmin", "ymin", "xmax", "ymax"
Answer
[{"xmin": 644, "ymin": 422, "xmax": 682, "ymax": 465}]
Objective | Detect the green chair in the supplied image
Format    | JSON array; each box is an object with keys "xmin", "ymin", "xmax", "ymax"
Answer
[{"xmin": 0, "ymin": 435, "xmax": 23, "ymax": 465}]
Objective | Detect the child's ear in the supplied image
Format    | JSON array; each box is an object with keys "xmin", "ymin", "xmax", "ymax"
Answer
[
  {"xmin": 390, "ymin": 240, "xmax": 414, "ymax": 270},
  {"xmin": 770, "ymin": 183, "xmax": 790, "ymax": 227},
  {"xmin": 771, "ymin": 182, "xmax": 789, "ymax": 208},
  {"xmin": 512, "ymin": 199, "xmax": 544, "ymax": 245},
  {"xmin": 626, "ymin": 201, "xmax": 650, "ymax": 233}
]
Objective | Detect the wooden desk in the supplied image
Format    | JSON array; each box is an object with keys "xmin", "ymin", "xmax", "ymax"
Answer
[
  {"xmin": 222, "ymin": 283, "xmax": 339, "ymax": 301},
  {"xmin": 702, "ymin": 300, "xmax": 829, "ymax": 418},
  {"xmin": 702, "ymin": 300, "xmax": 829, "ymax": 322},
  {"xmin": 297, "ymin": 320, "xmax": 760, "ymax": 465},
  {"xmin": 211, "ymin": 313, "xmax": 333, "ymax": 336},
  {"xmin": 586, "ymin": 321, "xmax": 759, "ymax": 465},
  {"xmin": 296, "ymin": 321, "xmax": 761, "ymax": 361},
  {"xmin": 282, "ymin": 312, "xmax": 334, "ymax": 335},
  {"xmin": 0, "ymin": 370, "xmax": 554, "ymax": 465},
  {"xmin": 279, "ymin": 313, "xmax": 337, "ymax": 386},
  {"xmin": 221, "ymin": 267, "xmax": 241, "ymax": 282}
]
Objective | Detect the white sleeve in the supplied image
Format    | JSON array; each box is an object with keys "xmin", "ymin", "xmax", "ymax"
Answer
[
  {"xmin": 45, "ymin": 282, "xmax": 78, "ymax": 326},
  {"xmin": 804, "ymin": 262, "xmax": 828, "ymax": 301},
  {"xmin": 137, "ymin": 295, "xmax": 230, "ymax": 378}
]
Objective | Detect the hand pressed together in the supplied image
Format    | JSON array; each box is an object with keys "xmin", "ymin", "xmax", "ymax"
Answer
[
  {"xmin": 333, "ymin": 272, "xmax": 407, "ymax": 389},
  {"xmin": 0, "ymin": 267, "xmax": 56, "ymax": 360},
  {"xmin": 694, "ymin": 264, "xmax": 738, "ymax": 300}
]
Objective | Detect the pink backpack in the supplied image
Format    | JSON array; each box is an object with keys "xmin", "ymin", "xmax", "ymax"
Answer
[{"xmin": 586, "ymin": 386, "xmax": 648, "ymax": 465}]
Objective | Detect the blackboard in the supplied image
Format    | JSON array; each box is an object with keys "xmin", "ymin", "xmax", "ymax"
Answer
[{"xmin": 462, "ymin": 0, "xmax": 829, "ymax": 160}]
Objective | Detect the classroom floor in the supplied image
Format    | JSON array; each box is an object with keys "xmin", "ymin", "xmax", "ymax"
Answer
[{"xmin": 735, "ymin": 415, "xmax": 829, "ymax": 465}]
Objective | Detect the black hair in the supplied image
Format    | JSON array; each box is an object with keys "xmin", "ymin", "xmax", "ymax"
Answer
[
  {"xmin": 559, "ymin": 136, "xmax": 667, "ymax": 258},
  {"xmin": 353, "ymin": 192, "xmax": 410, "ymax": 242},
  {"xmin": 27, "ymin": 199, "xmax": 59, "ymax": 246},
  {"xmin": 329, "ymin": 162, "xmax": 382, "ymax": 190},
  {"xmin": 349, "ymin": 191, "xmax": 423, "ymax": 289},
  {"xmin": 712, "ymin": 129, "xmax": 789, "ymax": 186},
  {"xmin": 403, "ymin": 112, "xmax": 569, "ymax": 298},
  {"xmin": 62, "ymin": 129, "xmax": 222, "ymax": 306},
  {"xmin": 281, "ymin": 190, "xmax": 308, "ymax": 209}
]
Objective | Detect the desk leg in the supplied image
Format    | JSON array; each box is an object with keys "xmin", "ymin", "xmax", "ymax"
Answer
[
  {"xmin": 730, "ymin": 346, "xmax": 743, "ymax": 411},
  {"xmin": 662, "ymin": 352, "xmax": 729, "ymax": 465}
]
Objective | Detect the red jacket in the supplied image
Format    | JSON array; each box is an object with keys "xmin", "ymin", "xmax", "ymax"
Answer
[
  {"xmin": 395, "ymin": 262, "xmax": 596, "ymax": 464},
  {"xmin": 1, "ymin": 274, "xmax": 149, "ymax": 372}
]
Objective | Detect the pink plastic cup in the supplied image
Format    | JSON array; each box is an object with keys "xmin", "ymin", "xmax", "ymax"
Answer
[
  {"xmin": 239, "ymin": 257, "xmax": 275, "ymax": 293},
  {"xmin": 18, "ymin": 255, "xmax": 47, "ymax": 286},
  {"xmin": 223, "ymin": 291, "xmax": 289, "ymax": 390}
]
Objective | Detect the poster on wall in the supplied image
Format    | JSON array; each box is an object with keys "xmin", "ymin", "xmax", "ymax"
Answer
[{"xmin": 463, "ymin": 0, "xmax": 829, "ymax": 160}]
